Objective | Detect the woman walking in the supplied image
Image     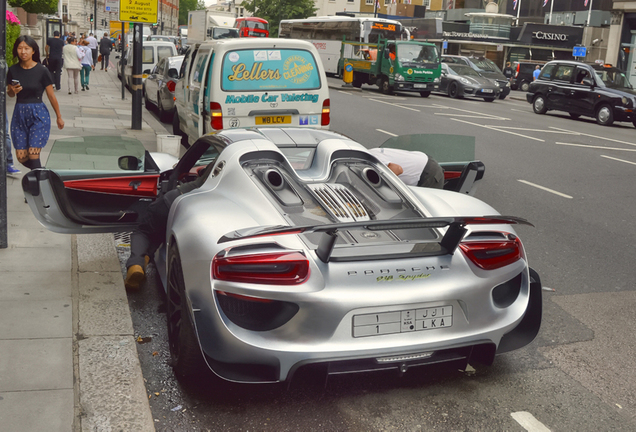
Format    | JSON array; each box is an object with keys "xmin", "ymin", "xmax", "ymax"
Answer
[
  {"xmin": 99, "ymin": 32, "xmax": 112, "ymax": 71},
  {"xmin": 7, "ymin": 35, "xmax": 64, "ymax": 170},
  {"xmin": 62, "ymin": 36, "xmax": 82, "ymax": 94},
  {"xmin": 79, "ymin": 39, "xmax": 93, "ymax": 91}
]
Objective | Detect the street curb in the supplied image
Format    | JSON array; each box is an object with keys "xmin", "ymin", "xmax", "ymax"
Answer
[
  {"xmin": 74, "ymin": 233, "xmax": 155, "ymax": 431},
  {"xmin": 328, "ymin": 84, "xmax": 362, "ymax": 92}
]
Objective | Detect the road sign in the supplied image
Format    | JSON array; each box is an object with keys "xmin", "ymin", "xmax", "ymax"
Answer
[
  {"xmin": 105, "ymin": 0, "xmax": 119, "ymax": 13},
  {"xmin": 572, "ymin": 46, "xmax": 587, "ymax": 58},
  {"xmin": 442, "ymin": 41, "xmax": 448, "ymax": 50},
  {"xmin": 119, "ymin": 0, "xmax": 157, "ymax": 23}
]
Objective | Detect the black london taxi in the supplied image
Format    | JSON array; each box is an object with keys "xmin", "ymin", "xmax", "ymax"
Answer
[{"xmin": 526, "ymin": 60, "xmax": 636, "ymax": 127}]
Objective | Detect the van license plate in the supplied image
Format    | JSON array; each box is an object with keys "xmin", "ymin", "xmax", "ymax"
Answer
[{"xmin": 256, "ymin": 115, "xmax": 292, "ymax": 125}]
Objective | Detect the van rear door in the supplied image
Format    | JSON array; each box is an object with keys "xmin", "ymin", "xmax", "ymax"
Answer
[
  {"xmin": 207, "ymin": 46, "xmax": 329, "ymax": 131},
  {"xmin": 187, "ymin": 46, "xmax": 212, "ymax": 143}
]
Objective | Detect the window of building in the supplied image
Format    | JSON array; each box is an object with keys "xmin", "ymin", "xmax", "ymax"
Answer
[{"xmin": 366, "ymin": 0, "xmax": 373, "ymax": 4}]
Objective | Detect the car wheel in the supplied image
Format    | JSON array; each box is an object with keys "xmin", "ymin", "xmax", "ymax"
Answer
[
  {"xmin": 569, "ymin": 113, "xmax": 581, "ymax": 119},
  {"xmin": 157, "ymin": 93, "xmax": 168, "ymax": 122},
  {"xmin": 144, "ymin": 87, "xmax": 152, "ymax": 110},
  {"xmin": 595, "ymin": 104, "xmax": 614, "ymax": 126},
  {"xmin": 166, "ymin": 243, "xmax": 208, "ymax": 381},
  {"xmin": 381, "ymin": 77, "xmax": 393, "ymax": 95},
  {"xmin": 172, "ymin": 112, "xmax": 189, "ymax": 148},
  {"xmin": 420, "ymin": 91, "xmax": 431, "ymax": 98},
  {"xmin": 449, "ymin": 82, "xmax": 462, "ymax": 99},
  {"xmin": 532, "ymin": 95, "xmax": 548, "ymax": 114},
  {"xmin": 484, "ymin": 97, "xmax": 495, "ymax": 102},
  {"xmin": 520, "ymin": 81, "xmax": 530, "ymax": 92}
]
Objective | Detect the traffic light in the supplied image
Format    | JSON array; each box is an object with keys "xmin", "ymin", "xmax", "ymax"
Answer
[{"xmin": 90, "ymin": 14, "xmax": 94, "ymax": 22}]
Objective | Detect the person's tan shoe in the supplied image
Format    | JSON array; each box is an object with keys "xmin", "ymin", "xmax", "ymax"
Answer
[{"xmin": 124, "ymin": 256, "xmax": 150, "ymax": 290}]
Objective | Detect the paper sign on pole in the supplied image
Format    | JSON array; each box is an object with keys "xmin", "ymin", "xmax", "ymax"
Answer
[{"xmin": 119, "ymin": 0, "xmax": 158, "ymax": 23}]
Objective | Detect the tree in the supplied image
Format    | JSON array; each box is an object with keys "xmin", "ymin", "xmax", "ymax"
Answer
[
  {"xmin": 242, "ymin": 0, "xmax": 316, "ymax": 37},
  {"xmin": 179, "ymin": 0, "xmax": 206, "ymax": 26},
  {"xmin": 8, "ymin": 0, "xmax": 58, "ymax": 14}
]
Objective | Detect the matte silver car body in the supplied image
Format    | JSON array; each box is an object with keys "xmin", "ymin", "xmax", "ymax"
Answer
[{"xmin": 23, "ymin": 129, "xmax": 541, "ymax": 385}]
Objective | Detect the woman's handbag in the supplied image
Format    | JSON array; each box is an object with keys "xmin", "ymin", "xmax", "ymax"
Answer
[{"xmin": 98, "ymin": 54, "xmax": 103, "ymax": 63}]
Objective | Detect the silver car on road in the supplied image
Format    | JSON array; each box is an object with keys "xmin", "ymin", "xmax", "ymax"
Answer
[
  {"xmin": 23, "ymin": 129, "xmax": 542, "ymax": 385},
  {"xmin": 144, "ymin": 55, "xmax": 184, "ymax": 122}
]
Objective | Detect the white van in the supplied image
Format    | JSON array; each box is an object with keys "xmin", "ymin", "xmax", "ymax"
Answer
[
  {"xmin": 121, "ymin": 40, "xmax": 178, "ymax": 89},
  {"xmin": 173, "ymin": 38, "xmax": 330, "ymax": 146}
]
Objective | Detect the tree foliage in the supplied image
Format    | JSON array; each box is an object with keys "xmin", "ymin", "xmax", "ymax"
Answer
[
  {"xmin": 241, "ymin": 0, "xmax": 316, "ymax": 37},
  {"xmin": 8, "ymin": 0, "xmax": 58, "ymax": 15},
  {"xmin": 7, "ymin": 22, "xmax": 21, "ymax": 67},
  {"xmin": 179, "ymin": 0, "xmax": 206, "ymax": 26}
]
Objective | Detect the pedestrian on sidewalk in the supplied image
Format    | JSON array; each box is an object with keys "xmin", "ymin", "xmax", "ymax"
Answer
[
  {"xmin": 79, "ymin": 40, "xmax": 93, "ymax": 91},
  {"xmin": 62, "ymin": 37, "xmax": 82, "ymax": 94},
  {"xmin": 45, "ymin": 30, "xmax": 64, "ymax": 91},
  {"xmin": 5, "ymin": 114, "xmax": 20, "ymax": 176},
  {"xmin": 99, "ymin": 32, "xmax": 112, "ymax": 71},
  {"xmin": 86, "ymin": 33, "xmax": 98, "ymax": 71},
  {"xmin": 7, "ymin": 35, "xmax": 64, "ymax": 170}
]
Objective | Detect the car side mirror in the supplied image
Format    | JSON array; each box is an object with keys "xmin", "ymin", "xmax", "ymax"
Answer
[
  {"xmin": 143, "ymin": 68, "xmax": 151, "ymax": 74},
  {"xmin": 441, "ymin": 70, "xmax": 447, "ymax": 76},
  {"xmin": 118, "ymin": 156, "xmax": 140, "ymax": 171},
  {"xmin": 115, "ymin": 54, "xmax": 120, "ymax": 59},
  {"xmin": 582, "ymin": 77, "xmax": 594, "ymax": 87}
]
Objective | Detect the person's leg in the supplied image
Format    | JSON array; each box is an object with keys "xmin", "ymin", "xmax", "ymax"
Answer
[
  {"xmin": 73, "ymin": 69, "xmax": 80, "ymax": 93},
  {"xmin": 125, "ymin": 189, "xmax": 182, "ymax": 290},
  {"xmin": 25, "ymin": 104, "xmax": 51, "ymax": 169},
  {"xmin": 92, "ymin": 49, "xmax": 97, "ymax": 69},
  {"xmin": 103, "ymin": 54, "xmax": 109, "ymax": 71},
  {"xmin": 67, "ymin": 69, "xmax": 73, "ymax": 94},
  {"xmin": 54, "ymin": 58, "xmax": 63, "ymax": 90},
  {"xmin": 417, "ymin": 157, "xmax": 445, "ymax": 189},
  {"xmin": 85, "ymin": 65, "xmax": 91, "ymax": 88},
  {"xmin": 11, "ymin": 106, "xmax": 31, "ymax": 169},
  {"xmin": 80, "ymin": 66, "xmax": 86, "ymax": 89}
]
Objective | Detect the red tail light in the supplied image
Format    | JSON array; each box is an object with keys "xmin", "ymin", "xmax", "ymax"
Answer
[
  {"xmin": 212, "ymin": 251, "xmax": 310, "ymax": 285},
  {"xmin": 459, "ymin": 236, "xmax": 523, "ymax": 270},
  {"xmin": 166, "ymin": 80, "xmax": 176, "ymax": 92},
  {"xmin": 321, "ymin": 99, "xmax": 330, "ymax": 126},
  {"xmin": 210, "ymin": 102, "xmax": 223, "ymax": 130}
]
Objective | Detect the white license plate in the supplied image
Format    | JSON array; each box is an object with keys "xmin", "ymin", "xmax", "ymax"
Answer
[
  {"xmin": 414, "ymin": 84, "xmax": 428, "ymax": 89},
  {"xmin": 353, "ymin": 305, "xmax": 453, "ymax": 337},
  {"xmin": 481, "ymin": 89, "xmax": 494, "ymax": 93}
]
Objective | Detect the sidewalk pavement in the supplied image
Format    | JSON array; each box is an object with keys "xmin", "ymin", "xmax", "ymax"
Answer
[{"xmin": 0, "ymin": 64, "xmax": 168, "ymax": 431}]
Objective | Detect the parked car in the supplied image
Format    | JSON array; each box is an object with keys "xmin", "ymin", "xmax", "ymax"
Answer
[
  {"xmin": 121, "ymin": 41, "xmax": 178, "ymax": 89},
  {"xmin": 144, "ymin": 55, "xmax": 185, "ymax": 122},
  {"xmin": 23, "ymin": 130, "xmax": 542, "ymax": 385},
  {"xmin": 442, "ymin": 55, "xmax": 511, "ymax": 99},
  {"xmin": 527, "ymin": 60, "xmax": 636, "ymax": 127},
  {"xmin": 147, "ymin": 35, "xmax": 179, "ymax": 48},
  {"xmin": 511, "ymin": 60, "xmax": 547, "ymax": 92},
  {"xmin": 437, "ymin": 63, "xmax": 500, "ymax": 102}
]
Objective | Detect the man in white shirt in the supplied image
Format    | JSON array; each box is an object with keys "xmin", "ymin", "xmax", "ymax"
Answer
[
  {"xmin": 86, "ymin": 33, "xmax": 99, "ymax": 70},
  {"xmin": 368, "ymin": 147, "xmax": 444, "ymax": 188}
]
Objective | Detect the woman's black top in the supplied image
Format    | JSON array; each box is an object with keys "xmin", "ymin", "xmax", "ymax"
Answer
[{"xmin": 7, "ymin": 63, "xmax": 54, "ymax": 104}]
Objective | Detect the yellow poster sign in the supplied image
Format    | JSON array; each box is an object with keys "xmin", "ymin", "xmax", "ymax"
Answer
[{"xmin": 119, "ymin": 0, "xmax": 158, "ymax": 23}]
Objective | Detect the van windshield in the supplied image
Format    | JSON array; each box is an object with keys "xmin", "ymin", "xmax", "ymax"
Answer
[{"xmin": 222, "ymin": 49, "xmax": 321, "ymax": 91}]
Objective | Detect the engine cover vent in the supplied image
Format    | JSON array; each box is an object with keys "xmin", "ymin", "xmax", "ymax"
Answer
[{"xmin": 308, "ymin": 184, "xmax": 370, "ymax": 222}]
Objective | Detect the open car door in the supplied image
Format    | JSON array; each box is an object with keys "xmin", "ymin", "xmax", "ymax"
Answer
[
  {"xmin": 380, "ymin": 134, "xmax": 485, "ymax": 195},
  {"xmin": 22, "ymin": 136, "xmax": 166, "ymax": 234}
]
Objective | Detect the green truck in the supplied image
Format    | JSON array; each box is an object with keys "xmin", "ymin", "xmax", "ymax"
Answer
[{"xmin": 339, "ymin": 38, "xmax": 441, "ymax": 97}]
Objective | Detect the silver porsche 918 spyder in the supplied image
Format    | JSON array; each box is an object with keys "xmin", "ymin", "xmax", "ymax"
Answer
[{"xmin": 23, "ymin": 129, "xmax": 542, "ymax": 385}]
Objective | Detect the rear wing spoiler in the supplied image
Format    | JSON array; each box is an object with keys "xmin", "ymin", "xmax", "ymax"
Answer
[{"xmin": 219, "ymin": 216, "xmax": 533, "ymax": 263}]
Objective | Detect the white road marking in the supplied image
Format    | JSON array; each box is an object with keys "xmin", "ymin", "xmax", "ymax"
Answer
[
  {"xmin": 451, "ymin": 118, "xmax": 545, "ymax": 142},
  {"xmin": 368, "ymin": 98, "xmax": 421, "ymax": 112},
  {"xmin": 517, "ymin": 180, "xmax": 573, "ymax": 199},
  {"xmin": 433, "ymin": 104, "xmax": 509, "ymax": 120},
  {"xmin": 436, "ymin": 113, "xmax": 511, "ymax": 120},
  {"xmin": 493, "ymin": 126, "xmax": 577, "ymax": 134},
  {"xmin": 511, "ymin": 412, "xmax": 552, "ymax": 432},
  {"xmin": 376, "ymin": 129, "xmax": 398, "ymax": 137},
  {"xmin": 600, "ymin": 155, "xmax": 636, "ymax": 166},
  {"xmin": 362, "ymin": 95, "xmax": 408, "ymax": 100},
  {"xmin": 549, "ymin": 126, "xmax": 636, "ymax": 147},
  {"xmin": 337, "ymin": 90, "xmax": 352, "ymax": 95},
  {"xmin": 556, "ymin": 142, "xmax": 636, "ymax": 152},
  {"xmin": 511, "ymin": 108, "xmax": 530, "ymax": 113}
]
